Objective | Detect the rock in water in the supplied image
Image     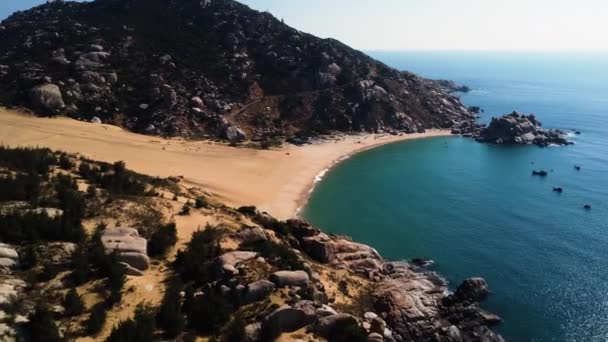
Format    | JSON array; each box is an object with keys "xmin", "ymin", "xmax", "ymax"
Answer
[
  {"xmin": 28, "ymin": 84, "xmax": 65, "ymax": 113},
  {"xmin": 473, "ymin": 111, "xmax": 571, "ymax": 147},
  {"xmin": 532, "ymin": 170, "xmax": 548, "ymax": 177},
  {"xmin": 454, "ymin": 277, "xmax": 490, "ymax": 302}
]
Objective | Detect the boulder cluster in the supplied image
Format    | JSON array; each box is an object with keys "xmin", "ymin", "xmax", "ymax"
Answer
[
  {"xmin": 213, "ymin": 216, "xmax": 504, "ymax": 341},
  {"xmin": 454, "ymin": 112, "xmax": 571, "ymax": 147},
  {"xmin": 0, "ymin": 0, "xmax": 476, "ymax": 139}
]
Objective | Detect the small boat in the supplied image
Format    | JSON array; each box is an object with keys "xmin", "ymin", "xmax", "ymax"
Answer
[{"xmin": 532, "ymin": 170, "xmax": 548, "ymax": 176}]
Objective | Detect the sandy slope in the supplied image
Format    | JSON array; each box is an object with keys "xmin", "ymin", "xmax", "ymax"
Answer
[{"xmin": 0, "ymin": 109, "xmax": 451, "ymax": 219}]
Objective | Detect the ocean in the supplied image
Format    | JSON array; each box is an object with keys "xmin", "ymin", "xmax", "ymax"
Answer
[{"xmin": 302, "ymin": 51, "xmax": 608, "ymax": 341}]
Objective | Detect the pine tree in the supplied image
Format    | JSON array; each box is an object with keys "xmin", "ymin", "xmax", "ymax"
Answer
[
  {"xmin": 86, "ymin": 302, "xmax": 107, "ymax": 335},
  {"xmin": 157, "ymin": 279, "xmax": 184, "ymax": 338},
  {"xmin": 63, "ymin": 288, "xmax": 85, "ymax": 316},
  {"xmin": 27, "ymin": 303, "xmax": 61, "ymax": 342}
]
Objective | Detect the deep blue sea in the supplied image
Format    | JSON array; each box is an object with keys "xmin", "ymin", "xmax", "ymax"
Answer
[{"xmin": 303, "ymin": 51, "xmax": 608, "ymax": 341}]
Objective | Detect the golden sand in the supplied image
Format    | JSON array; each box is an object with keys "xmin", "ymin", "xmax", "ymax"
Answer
[{"xmin": 0, "ymin": 108, "xmax": 451, "ymax": 219}]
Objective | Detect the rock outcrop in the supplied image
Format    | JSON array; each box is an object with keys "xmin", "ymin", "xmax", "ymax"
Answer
[
  {"xmin": 262, "ymin": 301, "xmax": 317, "ymax": 337},
  {"xmin": 467, "ymin": 112, "xmax": 571, "ymax": 147},
  {"xmin": 284, "ymin": 219, "xmax": 504, "ymax": 342},
  {"xmin": 0, "ymin": 0, "xmax": 475, "ymax": 139},
  {"xmin": 269, "ymin": 270, "xmax": 309, "ymax": 288},
  {"xmin": 217, "ymin": 251, "xmax": 257, "ymax": 275},
  {"xmin": 101, "ymin": 227, "xmax": 149, "ymax": 272},
  {"xmin": 28, "ymin": 83, "xmax": 65, "ymax": 113},
  {"xmin": 0, "ymin": 244, "xmax": 19, "ymax": 274}
]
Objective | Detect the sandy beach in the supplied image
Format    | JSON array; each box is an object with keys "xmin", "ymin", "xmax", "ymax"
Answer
[{"xmin": 0, "ymin": 108, "xmax": 451, "ymax": 219}]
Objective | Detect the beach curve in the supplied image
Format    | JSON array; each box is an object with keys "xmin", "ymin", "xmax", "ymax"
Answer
[{"xmin": 0, "ymin": 108, "xmax": 452, "ymax": 219}]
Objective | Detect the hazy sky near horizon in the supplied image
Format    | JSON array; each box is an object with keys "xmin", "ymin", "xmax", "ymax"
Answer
[{"xmin": 2, "ymin": 0, "xmax": 607, "ymax": 51}]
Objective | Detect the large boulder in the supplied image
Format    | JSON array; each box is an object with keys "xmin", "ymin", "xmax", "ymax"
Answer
[
  {"xmin": 226, "ymin": 126, "xmax": 247, "ymax": 142},
  {"xmin": 28, "ymin": 83, "xmax": 65, "ymax": 112},
  {"xmin": 75, "ymin": 51, "xmax": 111, "ymax": 70},
  {"xmin": 217, "ymin": 251, "xmax": 257, "ymax": 275},
  {"xmin": 367, "ymin": 332, "xmax": 384, "ymax": 342},
  {"xmin": 101, "ymin": 227, "xmax": 149, "ymax": 272},
  {"xmin": 262, "ymin": 301, "xmax": 316, "ymax": 337},
  {"xmin": 0, "ymin": 244, "xmax": 18, "ymax": 260},
  {"xmin": 269, "ymin": 270, "xmax": 309, "ymax": 288},
  {"xmin": 372, "ymin": 276, "xmax": 445, "ymax": 340},
  {"xmin": 314, "ymin": 313, "xmax": 358, "ymax": 338},
  {"xmin": 245, "ymin": 280, "xmax": 275, "ymax": 303},
  {"xmin": 233, "ymin": 227, "xmax": 270, "ymax": 244}
]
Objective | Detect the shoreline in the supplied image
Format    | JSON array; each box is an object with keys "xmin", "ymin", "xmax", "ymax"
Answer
[
  {"xmin": 292, "ymin": 130, "xmax": 452, "ymax": 218},
  {"xmin": 0, "ymin": 108, "xmax": 452, "ymax": 219}
]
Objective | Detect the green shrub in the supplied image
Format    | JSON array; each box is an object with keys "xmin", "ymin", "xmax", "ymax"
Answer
[
  {"xmin": 59, "ymin": 154, "xmax": 74, "ymax": 170},
  {"xmin": 105, "ymin": 253, "xmax": 126, "ymax": 305},
  {"xmin": 237, "ymin": 206, "xmax": 257, "ymax": 216},
  {"xmin": 148, "ymin": 222, "xmax": 178, "ymax": 257},
  {"xmin": 107, "ymin": 304, "xmax": 157, "ymax": 342},
  {"xmin": 240, "ymin": 240, "xmax": 305, "ymax": 271},
  {"xmin": 37, "ymin": 262, "xmax": 61, "ymax": 282},
  {"xmin": 19, "ymin": 244, "xmax": 38, "ymax": 270},
  {"xmin": 174, "ymin": 227, "xmax": 223, "ymax": 285},
  {"xmin": 157, "ymin": 278, "xmax": 185, "ymax": 338},
  {"xmin": 27, "ymin": 303, "xmax": 61, "ymax": 342},
  {"xmin": 223, "ymin": 314, "xmax": 246, "ymax": 342},
  {"xmin": 194, "ymin": 197, "xmax": 208, "ymax": 209},
  {"xmin": 63, "ymin": 288, "xmax": 85, "ymax": 316},
  {"xmin": 324, "ymin": 317, "xmax": 367, "ymax": 342},
  {"xmin": 86, "ymin": 302, "xmax": 107, "ymax": 335},
  {"xmin": 0, "ymin": 210, "xmax": 84, "ymax": 244},
  {"xmin": 179, "ymin": 203, "xmax": 191, "ymax": 216},
  {"xmin": 186, "ymin": 286, "xmax": 234, "ymax": 334},
  {"xmin": 0, "ymin": 172, "xmax": 42, "ymax": 203},
  {"xmin": 0, "ymin": 146, "xmax": 57, "ymax": 175}
]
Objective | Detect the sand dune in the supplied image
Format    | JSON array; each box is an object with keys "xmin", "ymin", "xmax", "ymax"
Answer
[{"xmin": 0, "ymin": 108, "xmax": 451, "ymax": 219}]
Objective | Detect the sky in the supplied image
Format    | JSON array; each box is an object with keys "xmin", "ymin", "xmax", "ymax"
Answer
[{"xmin": 2, "ymin": 0, "xmax": 607, "ymax": 51}]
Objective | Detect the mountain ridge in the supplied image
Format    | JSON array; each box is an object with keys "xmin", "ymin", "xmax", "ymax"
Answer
[{"xmin": 0, "ymin": 0, "xmax": 475, "ymax": 141}]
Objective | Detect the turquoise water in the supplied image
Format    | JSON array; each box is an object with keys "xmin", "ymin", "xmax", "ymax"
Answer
[{"xmin": 303, "ymin": 52, "xmax": 608, "ymax": 341}]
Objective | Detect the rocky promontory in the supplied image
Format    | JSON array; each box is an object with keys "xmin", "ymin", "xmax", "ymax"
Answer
[{"xmin": 454, "ymin": 111, "xmax": 572, "ymax": 147}]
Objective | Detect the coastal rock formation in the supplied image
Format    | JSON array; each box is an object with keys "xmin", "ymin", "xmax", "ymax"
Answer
[
  {"xmin": 468, "ymin": 112, "xmax": 571, "ymax": 147},
  {"xmin": 282, "ymin": 219, "xmax": 504, "ymax": 341},
  {"xmin": 101, "ymin": 227, "xmax": 149, "ymax": 272},
  {"xmin": 0, "ymin": 0, "xmax": 476, "ymax": 139}
]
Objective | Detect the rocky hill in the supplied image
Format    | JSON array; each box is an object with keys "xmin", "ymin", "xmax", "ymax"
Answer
[
  {"xmin": 0, "ymin": 146, "xmax": 502, "ymax": 341},
  {"xmin": 0, "ymin": 0, "xmax": 475, "ymax": 140}
]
